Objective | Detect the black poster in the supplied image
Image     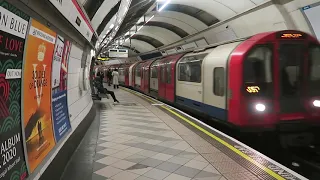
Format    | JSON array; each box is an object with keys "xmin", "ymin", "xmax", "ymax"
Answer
[{"xmin": 0, "ymin": 1, "xmax": 29, "ymax": 179}]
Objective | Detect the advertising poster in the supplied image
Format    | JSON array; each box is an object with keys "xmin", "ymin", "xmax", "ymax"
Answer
[
  {"xmin": 51, "ymin": 35, "xmax": 64, "ymax": 89},
  {"xmin": 22, "ymin": 19, "xmax": 56, "ymax": 173},
  {"xmin": 51, "ymin": 38, "xmax": 72, "ymax": 142},
  {"xmin": 0, "ymin": 1, "xmax": 29, "ymax": 180}
]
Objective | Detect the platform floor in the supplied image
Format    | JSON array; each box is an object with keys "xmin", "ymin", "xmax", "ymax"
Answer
[{"xmin": 61, "ymin": 88, "xmax": 304, "ymax": 180}]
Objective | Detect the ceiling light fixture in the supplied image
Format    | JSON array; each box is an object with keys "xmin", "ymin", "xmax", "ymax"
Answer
[
  {"xmin": 137, "ymin": 25, "xmax": 144, "ymax": 31},
  {"xmin": 158, "ymin": 0, "xmax": 171, "ymax": 12},
  {"xmin": 146, "ymin": 15, "xmax": 155, "ymax": 23}
]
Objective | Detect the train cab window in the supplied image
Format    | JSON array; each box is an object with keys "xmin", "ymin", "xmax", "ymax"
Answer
[
  {"xmin": 244, "ymin": 46, "xmax": 272, "ymax": 83},
  {"xmin": 167, "ymin": 62, "xmax": 171, "ymax": 84},
  {"xmin": 243, "ymin": 46, "xmax": 273, "ymax": 96},
  {"xmin": 178, "ymin": 54, "xmax": 207, "ymax": 83},
  {"xmin": 213, "ymin": 67, "xmax": 225, "ymax": 96},
  {"xmin": 309, "ymin": 45, "xmax": 320, "ymax": 95}
]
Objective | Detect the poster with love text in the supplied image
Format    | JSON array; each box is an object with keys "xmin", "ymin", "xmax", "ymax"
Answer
[
  {"xmin": 22, "ymin": 19, "xmax": 56, "ymax": 173},
  {"xmin": 0, "ymin": 1, "xmax": 29, "ymax": 179}
]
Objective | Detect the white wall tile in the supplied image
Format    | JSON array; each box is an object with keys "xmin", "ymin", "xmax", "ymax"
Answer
[{"xmin": 67, "ymin": 73, "xmax": 80, "ymax": 90}]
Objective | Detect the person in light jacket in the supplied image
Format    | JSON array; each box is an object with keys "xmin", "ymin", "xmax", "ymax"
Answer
[{"xmin": 112, "ymin": 69, "xmax": 119, "ymax": 89}]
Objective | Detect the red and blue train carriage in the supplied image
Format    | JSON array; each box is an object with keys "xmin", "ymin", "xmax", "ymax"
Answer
[{"xmin": 103, "ymin": 30, "xmax": 320, "ymax": 143}]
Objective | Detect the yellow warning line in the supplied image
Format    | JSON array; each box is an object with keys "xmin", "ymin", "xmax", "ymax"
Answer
[{"xmin": 123, "ymin": 88, "xmax": 285, "ymax": 180}]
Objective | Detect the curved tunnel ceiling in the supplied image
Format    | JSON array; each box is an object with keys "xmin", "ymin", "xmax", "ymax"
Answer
[{"xmin": 88, "ymin": 0, "xmax": 268, "ymax": 54}]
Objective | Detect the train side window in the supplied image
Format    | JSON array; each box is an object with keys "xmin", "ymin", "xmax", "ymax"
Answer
[
  {"xmin": 213, "ymin": 67, "xmax": 225, "ymax": 96},
  {"xmin": 178, "ymin": 54, "xmax": 207, "ymax": 83},
  {"xmin": 167, "ymin": 62, "xmax": 171, "ymax": 84}
]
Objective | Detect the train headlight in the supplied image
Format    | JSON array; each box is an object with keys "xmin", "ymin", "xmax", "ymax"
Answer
[
  {"xmin": 313, "ymin": 100, "xmax": 320, "ymax": 107},
  {"xmin": 255, "ymin": 103, "xmax": 266, "ymax": 112}
]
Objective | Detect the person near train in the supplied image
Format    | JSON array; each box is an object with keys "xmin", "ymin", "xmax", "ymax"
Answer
[{"xmin": 112, "ymin": 69, "xmax": 119, "ymax": 89}]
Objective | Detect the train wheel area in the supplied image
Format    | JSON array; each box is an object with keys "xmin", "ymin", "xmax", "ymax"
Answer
[{"xmin": 100, "ymin": 87, "xmax": 308, "ymax": 180}]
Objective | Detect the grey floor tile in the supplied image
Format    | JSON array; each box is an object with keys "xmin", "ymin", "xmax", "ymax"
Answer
[
  {"xmin": 125, "ymin": 154, "xmax": 148, "ymax": 163},
  {"xmin": 94, "ymin": 153, "xmax": 107, "ymax": 161},
  {"xmin": 174, "ymin": 166, "xmax": 201, "ymax": 178},
  {"xmin": 167, "ymin": 156, "xmax": 190, "ymax": 165},
  {"xmin": 135, "ymin": 176, "xmax": 155, "ymax": 180},
  {"xmin": 93, "ymin": 162, "xmax": 107, "ymax": 171},
  {"xmin": 164, "ymin": 173, "xmax": 191, "ymax": 180},
  {"xmin": 111, "ymin": 170, "xmax": 140, "ymax": 180},
  {"xmin": 148, "ymin": 145, "xmax": 168, "ymax": 152},
  {"xmin": 177, "ymin": 151, "xmax": 198, "ymax": 159},
  {"xmin": 194, "ymin": 171, "xmax": 221, "ymax": 178},
  {"xmin": 137, "ymin": 150, "xmax": 158, "ymax": 157},
  {"xmin": 162, "ymin": 148, "xmax": 183, "ymax": 156},
  {"xmin": 111, "ymin": 160, "xmax": 136, "ymax": 170},
  {"xmin": 94, "ymin": 166, "xmax": 123, "ymax": 178},
  {"xmin": 127, "ymin": 164, "xmax": 149, "ymax": 170},
  {"xmin": 92, "ymin": 173, "xmax": 108, "ymax": 180},
  {"xmin": 139, "ymin": 158, "xmax": 164, "ymax": 167},
  {"xmin": 156, "ymin": 161, "xmax": 182, "ymax": 173},
  {"xmin": 144, "ymin": 168, "xmax": 171, "ymax": 180}
]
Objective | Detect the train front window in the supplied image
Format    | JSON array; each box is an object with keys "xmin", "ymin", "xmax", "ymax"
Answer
[
  {"xmin": 308, "ymin": 45, "xmax": 320, "ymax": 96},
  {"xmin": 243, "ymin": 46, "xmax": 273, "ymax": 96}
]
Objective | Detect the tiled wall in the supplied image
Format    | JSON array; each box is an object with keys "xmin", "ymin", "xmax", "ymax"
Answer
[{"xmin": 67, "ymin": 44, "xmax": 93, "ymax": 130}]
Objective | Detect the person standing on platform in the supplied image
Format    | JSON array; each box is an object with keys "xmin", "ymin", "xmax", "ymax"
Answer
[{"xmin": 112, "ymin": 69, "xmax": 119, "ymax": 89}]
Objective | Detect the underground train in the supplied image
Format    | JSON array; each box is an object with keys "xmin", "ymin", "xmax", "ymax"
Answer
[{"xmin": 98, "ymin": 30, "xmax": 320, "ymax": 143}]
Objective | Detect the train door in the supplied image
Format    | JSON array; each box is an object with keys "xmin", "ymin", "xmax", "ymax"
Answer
[
  {"xmin": 275, "ymin": 41, "xmax": 308, "ymax": 119},
  {"xmin": 135, "ymin": 63, "xmax": 142, "ymax": 89},
  {"xmin": 129, "ymin": 66, "xmax": 132, "ymax": 86},
  {"xmin": 165, "ymin": 60, "xmax": 174, "ymax": 102},
  {"xmin": 125, "ymin": 66, "xmax": 129, "ymax": 86},
  {"xmin": 158, "ymin": 61, "xmax": 167, "ymax": 99},
  {"xmin": 141, "ymin": 64, "xmax": 145, "ymax": 91},
  {"xmin": 144, "ymin": 64, "xmax": 150, "ymax": 93},
  {"xmin": 150, "ymin": 60, "xmax": 161, "ymax": 97}
]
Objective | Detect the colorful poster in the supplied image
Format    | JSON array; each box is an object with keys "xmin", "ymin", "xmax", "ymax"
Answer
[
  {"xmin": 51, "ymin": 35, "xmax": 64, "ymax": 89},
  {"xmin": 51, "ymin": 38, "xmax": 72, "ymax": 142},
  {"xmin": 0, "ymin": 1, "xmax": 29, "ymax": 179},
  {"xmin": 22, "ymin": 19, "xmax": 56, "ymax": 173}
]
